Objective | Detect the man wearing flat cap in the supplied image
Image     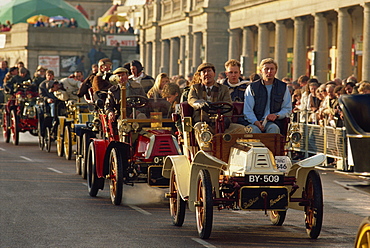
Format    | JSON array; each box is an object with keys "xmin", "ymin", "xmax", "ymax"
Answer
[
  {"xmin": 188, "ymin": 62, "xmax": 244, "ymax": 148},
  {"xmin": 32, "ymin": 65, "xmax": 47, "ymax": 89},
  {"xmin": 106, "ymin": 67, "xmax": 146, "ymax": 122},
  {"xmin": 128, "ymin": 60, "xmax": 154, "ymax": 93}
]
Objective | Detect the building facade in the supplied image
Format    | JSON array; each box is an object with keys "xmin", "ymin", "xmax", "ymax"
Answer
[{"xmin": 140, "ymin": 0, "xmax": 370, "ymax": 83}]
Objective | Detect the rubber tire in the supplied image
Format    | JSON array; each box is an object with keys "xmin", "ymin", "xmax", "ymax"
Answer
[
  {"xmin": 196, "ymin": 169, "xmax": 213, "ymax": 239},
  {"xmin": 109, "ymin": 147, "xmax": 124, "ymax": 205},
  {"xmin": 64, "ymin": 125, "xmax": 72, "ymax": 160},
  {"xmin": 38, "ymin": 119, "xmax": 44, "ymax": 151},
  {"xmin": 170, "ymin": 168, "xmax": 186, "ymax": 226},
  {"xmin": 45, "ymin": 126, "xmax": 52, "ymax": 153},
  {"xmin": 269, "ymin": 210, "xmax": 287, "ymax": 226},
  {"xmin": 355, "ymin": 216, "xmax": 370, "ymax": 248},
  {"xmin": 3, "ymin": 110, "xmax": 10, "ymax": 143},
  {"xmin": 81, "ymin": 133, "xmax": 90, "ymax": 179},
  {"xmin": 75, "ymin": 135, "xmax": 81, "ymax": 175},
  {"xmin": 87, "ymin": 142, "xmax": 104, "ymax": 197},
  {"xmin": 10, "ymin": 109, "xmax": 19, "ymax": 145},
  {"xmin": 56, "ymin": 124, "xmax": 64, "ymax": 157},
  {"xmin": 304, "ymin": 170, "xmax": 323, "ymax": 239}
]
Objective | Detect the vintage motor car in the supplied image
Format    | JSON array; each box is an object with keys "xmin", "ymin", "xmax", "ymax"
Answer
[
  {"xmin": 86, "ymin": 86, "xmax": 182, "ymax": 205},
  {"xmin": 2, "ymin": 80, "xmax": 38, "ymax": 145},
  {"xmin": 162, "ymin": 101, "xmax": 325, "ymax": 239}
]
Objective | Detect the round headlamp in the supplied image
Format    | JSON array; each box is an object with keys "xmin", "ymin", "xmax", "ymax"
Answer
[{"xmin": 200, "ymin": 131, "xmax": 213, "ymax": 143}]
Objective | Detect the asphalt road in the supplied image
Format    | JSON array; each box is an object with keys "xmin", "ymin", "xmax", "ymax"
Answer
[{"xmin": 1, "ymin": 132, "xmax": 370, "ymax": 248}]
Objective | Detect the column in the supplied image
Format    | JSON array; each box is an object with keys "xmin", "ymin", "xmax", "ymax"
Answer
[
  {"xmin": 314, "ymin": 13, "xmax": 329, "ymax": 83},
  {"xmin": 228, "ymin": 28, "xmax": 241, "ymax": 60},
  {"xmin": 363, "ymin": 3, "xmax": 370, "ymax": 81},
  {"xmin": 179, "ymin": 35, "xmax": 186, "ymax": 76},
  {"xmin": 242, "ymin": 26, "xmax": 255, "ymax": 77},
  {"xmin": 293, "ymin": 17, "xmax": 306, "ymax": 80},
  {"xmin": 192, "ymin": 32, "xmax": 202, "ymax": 71},
  {"xmin": 275, "ymin": 20, "xmax": 287, "ymax": 79},
  {"xmin": 169, "ymin": 37, "xmax": 180, "ymax": 77},
  {"xmin": 152, "ymin": 39, "xmax": 160, "ymax": 76},
  {"xmin": 145, "ymin": 42, "xmax": 153, "ymax": 76},
  {"xmin": 257, "ymin": 23, "xmax": 269, "ymax": 66},
  {"xmin": 185, "ymin": 28, "xmax": 193, "ymax": 74},
  {"xmin": 337, "ymin": 8, "xmax": 352, "ymax": 80},
  {"xmin": 160, "ymin": 39, "xmax": 170, "ymax": 73}
]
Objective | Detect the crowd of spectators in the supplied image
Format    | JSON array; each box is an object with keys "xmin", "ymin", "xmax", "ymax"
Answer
[
  {"xmin": 0, "ymin": 20, "xmax": 12, "ymax": 32},
  {"xmin": 289, "ymin": 74, "xmax": 370, "ymax": 127}
]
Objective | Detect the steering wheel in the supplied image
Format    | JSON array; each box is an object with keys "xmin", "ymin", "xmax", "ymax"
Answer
[
  {"xmin": 204, "ymin": 101, "xmax": 234, "ymax": 115},
  {"xmin": 126, "ymin": 95, "xmax": 149, "ymax": 109}
]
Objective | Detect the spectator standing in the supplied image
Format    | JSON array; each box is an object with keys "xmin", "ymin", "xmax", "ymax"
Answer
[
  {"xmin": 111, "ymin": 43, "xmax": 122, "ymax": 71},
  {"xmin": 129, "ymin": 60, "xmax": 154, "ymax": 93},
  {"xmin": 68, "ymin": 18, "xmax": 78, "ymax": 28},
  {"xmin": 94, "ymin": 48, "xmax": 108, "ymax": 64},
  {"xmin": 127, "ymin": 23, "xmax": 134, "ymax": 33},
  {"xmin": 221, "ymin": 59, "xmax": 249, "ymax": 102},
  {"xmin": 243, "ymin": 58, "xmax": 292, "ymax": 133},
  {"xmin": 34, "ymin": 17, "xmax": 45, "ymax": 27},
  {"xmin": 0, "ymin": 60, "xmax": 9, "ymax": 88},
  {"xmin": 358, "ymin": 81, "xmax": 370, "ymax": 94},
  {"xmin": 88, "ymin": 46, "xmax": 97, "ymax": 66}
]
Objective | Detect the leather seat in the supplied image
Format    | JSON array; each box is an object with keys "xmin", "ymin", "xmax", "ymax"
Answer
[{"xmin": 339, "ymin": 94, "xmax": 370, "ymax": 172}]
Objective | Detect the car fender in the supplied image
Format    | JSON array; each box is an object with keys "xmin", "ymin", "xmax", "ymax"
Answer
[
  {"xmin": 287, "ymin": 153, "xmax": 326, "ymax": 210},
  {"xmin": 91, "ymin": 138, "xmax": 109, "ymax": 178},
  {"xmin": 163, "ymin": 155, "xmax": 191, "ymax": 201},
  {"xmin": 103, "ymin": 141, "xmax": 130, "ymax": 177},
  {"xmin": 187, "ymin": 151, "xmax": 228, "ymax": 212}
]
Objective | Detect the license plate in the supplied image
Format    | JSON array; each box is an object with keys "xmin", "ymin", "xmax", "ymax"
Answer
[{"xmin": 246, "ymin": 174, "xmax": 283, "ymax": 184}]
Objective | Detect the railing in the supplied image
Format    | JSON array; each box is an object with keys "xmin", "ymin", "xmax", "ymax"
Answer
[{"xmin": 288, "ymin": 111, "xmax": 349, "ymax": 171}]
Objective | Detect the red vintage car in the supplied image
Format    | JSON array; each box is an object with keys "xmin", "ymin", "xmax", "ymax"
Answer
[
  {"xmin": 2, "ymin": 80, "xmax": 39, "ymax": 145},
  {"xmin": 86, "ymin": 90, "xmax": 182, "ymax": 205}
]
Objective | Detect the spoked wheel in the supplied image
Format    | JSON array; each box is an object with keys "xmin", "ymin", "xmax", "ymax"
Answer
[
  {"xmin": 195, "ymin": 169, "xmax": 213, "ymax": 239},
  {"xmin": 87, "ymin": 142, "xmax": 104, "ymax": 197},
  {"xmin": 75, "ymin": 135, "xmax": 81, "ymax": 175},
  {"xmin": 38, "ymin": 125, "xmax": 44, "ymax": 151},
  {"xmin": 10, "ymin": 109, "xmax": 19, "ymax": 145},
  {"xmin": 304, "ymin": 170, "xmax": 323, "ymax": 239},
  {"xmin": 63, "ymin": 125, "xmax": 72, "ymax": 160},
  {"xmin": 2, "ymin": 110, "xmax": 10, "ymax": 143},
  {"xmin": 109, "ymin": 147, "xmax": 124, "ymax": 205},
  {"xmin": 269, "ymin": 210, "xmax": 287, "ymax": 226},
  {"xmin": 355, "ymin": 217, "xmax": 370, "ymax": 248},
  {"xmin": 170, "ymin": 168, "xmax": 186, "ymax": 226},
  {"xmin": 56, "ymin": 124, "xmax": 64, "ymax": 157},
  {"xmin": 44, "ymin": 126, "xmax": 52, "ymax": 152},
  {"xmin": 81, "ymin": 133, "xmax": 90, "ymax": 179}
]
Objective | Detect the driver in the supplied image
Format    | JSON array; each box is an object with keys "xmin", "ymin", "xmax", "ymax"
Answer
[
  {"xmin": 188, "ymin": 62, "xmax": 245, "ymax": 148},
  {"xmin": 105, "ymin": 67, "xmax": 146, "ymax": 122}
]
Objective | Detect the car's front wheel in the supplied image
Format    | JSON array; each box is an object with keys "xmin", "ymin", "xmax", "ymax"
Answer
[
  {"xmin": 195, "ymin": 169, "xmax": 213, "ymax": 239},
  {"xmin": 170, "ymin": 168, "xmax": 186, "ymax": 226}
]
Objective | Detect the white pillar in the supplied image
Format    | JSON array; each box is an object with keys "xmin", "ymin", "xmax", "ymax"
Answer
[
  {"xmin": 169, "ymin": 37, "xmax": 180, "ymax": 77},
  {"xmin": 242, "ymin": 26, "xmax": 255, "ymax": 76},
  {"xmin": 363, "ymin": 3, "xmax": 370, "ymax": 81},
  {"xmin": 337, "ymin": 8, "xmax": 353, "ymax": 80},
  {"xmin": 192, "ymin": 32, "xmax": 202, "ymax": 70},
  {"xmin": 179, "ymin": 35, "xmax": 186, "ymax": 76},
  {"xmin": 275, "ymin": 20, "xmax": 287, "ymax": 79},
  {"xmin": 228, "ymin": 28, "xmax": 241, "ymax": 60},
  {"xmin": 160, "ymin": 39, "xmax": 170, "ymax": 73},
  {"xmin": 293, "ymin": 16, "xmax": 307, "ymax": 80},
  {"xmin": 257, "ymin": 23, "xmax": 269, "ymax": 66},
  {"xmin": 145, "ymin": 42, "xmax": 152, "ymax": 76},
  {"xmin": 314, "ymin": 13, "xmax": 329, "ymax": 83}
]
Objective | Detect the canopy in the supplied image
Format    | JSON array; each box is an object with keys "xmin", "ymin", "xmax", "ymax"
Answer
[
  {"xmin": 26, "ymin": 14, "xmax": 49, "ymax": 24},
  {"xmin": 101, "ymin": 14, "xmax": 127, "ymax": 23},
  {"xmin": 0, "ymin": 0, "xmax": 90, "ymax": 29}
]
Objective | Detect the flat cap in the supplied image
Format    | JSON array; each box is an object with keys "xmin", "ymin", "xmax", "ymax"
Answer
[
  {"xmin": 197, "ymin": 62, "xmax": 215, "ymax": 73},
  {"xmin": 98, "ymin": 58, "xmax": 112, "ymax": 67},
  {"xmin": 36, "ymin": 65, "xmax": 47, "ymax": 71},
  {"xmin": 113, "ymin": 67, "xmax": 129, "ymax": 75}
]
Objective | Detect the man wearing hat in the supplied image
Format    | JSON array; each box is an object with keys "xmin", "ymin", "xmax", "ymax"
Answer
[
  {"xmin": 32, "ymin": 65, "xmax": 47, "ymax": 90},
  {"xmin": 188, "ymin": 62, "xmax": 244, "ymax": 149},
  {"xmin": 106, "ymin": 67, "xmax": 146, "ymax": 122},
  {"xmin": 128, "ymin": 60, "xmax": 154, "ymax": 93}
]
